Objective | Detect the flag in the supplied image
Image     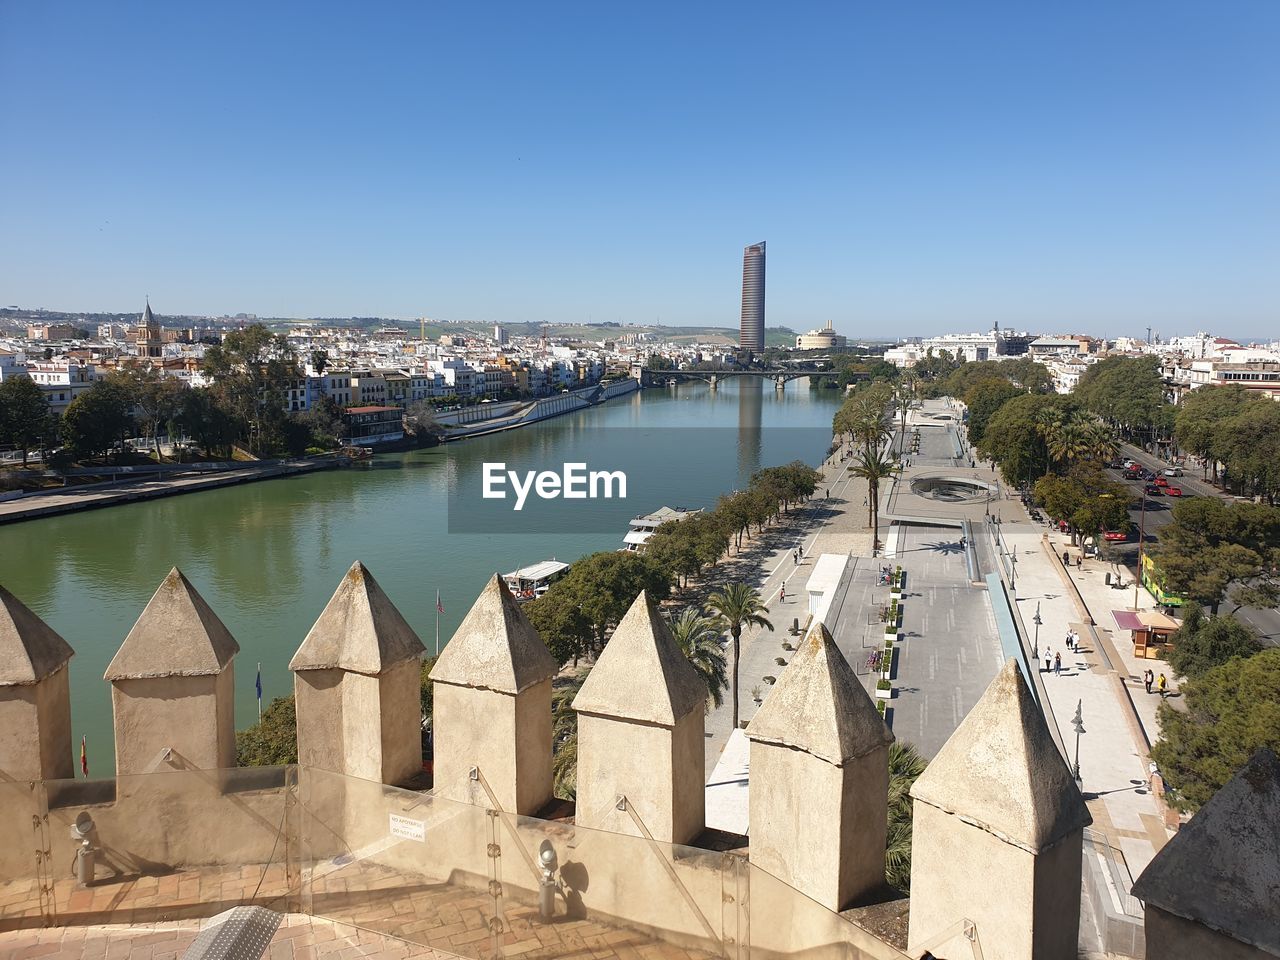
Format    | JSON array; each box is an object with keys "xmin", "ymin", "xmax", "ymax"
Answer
[
  {"xmin": 436, "ymin": 590, "xmax": 444, "ymax": 614},
  {"xmin": 80, "ymin": 735, "xmax": 88, "ymax": 777}
]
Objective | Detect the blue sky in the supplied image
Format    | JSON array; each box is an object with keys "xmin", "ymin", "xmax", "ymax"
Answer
[{"xmin": 2, "ymin": 2, "xmax": 1278, "ymax": 339}]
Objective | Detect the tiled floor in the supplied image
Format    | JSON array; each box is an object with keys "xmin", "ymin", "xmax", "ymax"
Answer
[
  {"xmin": 1, "ymin": 861, "xmax": 716, "ymax": 960},
  {"xmin": 0, "ymin": 913, "xmax": 448, "ymax": 960}
]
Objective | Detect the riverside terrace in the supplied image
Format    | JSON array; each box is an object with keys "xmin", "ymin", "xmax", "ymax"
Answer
[{"xmin": 1, "ymin": 560, "xmax": 1274, "ymax": 959}]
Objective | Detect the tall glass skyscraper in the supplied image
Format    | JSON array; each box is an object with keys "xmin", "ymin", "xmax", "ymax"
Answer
[{"xmin": 739, "ymin": 241, "xmax": 766, "ymax": 353}]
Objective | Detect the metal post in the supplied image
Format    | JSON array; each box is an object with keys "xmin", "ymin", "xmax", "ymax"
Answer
[
  {"xmin": 1032, "ymin": 602, "xmax": 1042, "ymax": 659},
  {"xmin": 1071, "ymin": 699, "xmax": 1085, "ymax": 783},
  {"xmin": 1134, "ymin": 492, "xmax": 1148, "ymax": 611}
]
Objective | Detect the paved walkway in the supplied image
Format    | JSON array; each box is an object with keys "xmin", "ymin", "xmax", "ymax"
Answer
[
  {"xmin": 987, "ymin": 504, "xmax": 1175, "ymax": 886},
  {"xmin": 702, "ymin": 442, "xmax": 872, "ymax": 776},
  {"xmin": 0, "ymin": 459, "xmax": 339, "ymax": 524}
]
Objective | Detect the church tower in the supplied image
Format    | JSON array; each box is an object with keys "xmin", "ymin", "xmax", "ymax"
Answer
[{"xmin": 136, "ymin": 300, "xmax": 162, "ymax": 358}]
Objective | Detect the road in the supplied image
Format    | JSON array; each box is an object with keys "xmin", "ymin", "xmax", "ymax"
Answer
[{"xmin": 1102, "ymin": 443, "xmax": 1279, "ymax": 647}]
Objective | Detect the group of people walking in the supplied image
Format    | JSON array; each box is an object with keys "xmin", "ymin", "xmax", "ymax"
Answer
[{"xmin": 1042, "ymin": 629, "xmax": 1083, "ymax": 676}]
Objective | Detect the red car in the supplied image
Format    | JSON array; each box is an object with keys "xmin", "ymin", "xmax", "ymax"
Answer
[
  {"xmin": 1103, "ymin": 528, "xmax": 1130, "ymax": 542},
  {"xmin": 1154, "ymin": 476, "xmax": 1169, "ymax": 487},
  {"xmin": 1167, "ymin": 485, "xmax": 1183, "ymax": 497}
]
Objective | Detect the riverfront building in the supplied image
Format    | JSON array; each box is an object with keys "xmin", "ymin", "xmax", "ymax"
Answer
[{"xmin": 740, "ymin": 241, "xmax": 766, "ymax": 353}]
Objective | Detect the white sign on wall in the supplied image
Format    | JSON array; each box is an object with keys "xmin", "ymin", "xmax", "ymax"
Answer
[{"xmin": 389, "ymin": 813, "xmax": 426, "ymax": 843}]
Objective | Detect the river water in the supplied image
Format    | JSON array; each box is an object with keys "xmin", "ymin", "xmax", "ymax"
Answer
[{"xmin": 1, "ymin": 379, "xmax": 841, "ymax": 771}]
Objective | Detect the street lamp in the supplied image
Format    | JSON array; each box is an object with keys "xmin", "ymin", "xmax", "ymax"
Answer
[
  {"xmin": 1010, "ymin": 546, "xmax": 1018, "ymax": 591},
  {"xmin": 1134, "ymin": 489, "xmax": 1149, "ymax": 612},
  {"xmin": 1071, "ymin": 699, "xmax": 1085, "ymax": 783},
  {"xmin": 1032, "ymin": 602, "xmax": 1042, "ymax": 659}
]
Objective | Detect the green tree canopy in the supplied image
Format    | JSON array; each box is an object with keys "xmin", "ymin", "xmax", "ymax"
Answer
[
  {"xmin": 1163, "ymin": 607, "xmax": 1260, "ymax": 681},
  {"xmin": 0, "ymin": 375, "xmax": 52, "ymax": 465},
  {"xmin": 1073, "ymin": 355, "xmax": 1172, "ymax": 440},
  {"xmin": 976, "ymin": 393, "xmax": 1073, "ymax": 487},
  {"xmin": 1151, "ymin": 648, "xmax": 1280, "ymax": 811},
  {"xmin": 60, "ymin": 378, "xmax": 135, "ymax": 461},
  {"xmin": 1154, "ymin": 498, "xmax": 1280, "ymax": 615},
  {"xmin": 963, "ymin": 377, "xmax": 1024, "ymax": 447}
]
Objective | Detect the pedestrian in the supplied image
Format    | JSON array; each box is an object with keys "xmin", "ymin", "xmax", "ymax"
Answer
[
  {"xmin": 779, "ymin": 584, "xmax": 786, "ymax": 603},
  {"xmin": 1064, "ymin": 631, "xmax": 1073, "ymax": 652},
  {"xmin": 1076, "ymin": 554, "xmax": 1082, "ymax": 568},
  {"xmin": 1071, "ymin": 629, "xmax": 1080, "ymax": 651},
  {"xmin": 1054, "ymin": 651, "xmax": 1062, "ymax": 675},
  {"xmin": 1143, "ymin": 669, "xmax": 1153, "ymax": 694},
  {"xmin": 863, "ymin": 496, "xmax": 868, "ymax": 506},
  {"xmin": 1062, "ymin": 550, "xmax": 1070, "ymax": 567},
  {"xmin": 1044, "ymin": 647, "xmax": 1052, "ymax": 674},
  {"xmin": 1157, "ymin": 673, "xmax": 1168, "ymax": 698}
]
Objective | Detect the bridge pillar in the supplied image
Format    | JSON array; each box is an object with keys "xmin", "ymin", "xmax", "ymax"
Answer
[
  {"xmin": 710, "ymin": 375, "xmax": 718, "ymax": 391},
  {"xmin": 775, "ymin": 376, "xmax": 786, "ymax": 392}
]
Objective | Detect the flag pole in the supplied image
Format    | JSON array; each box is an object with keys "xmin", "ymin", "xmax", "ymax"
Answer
[
  {"xmin": 257, "ymin": 662, "xmax": 262, "ymax": 720},
  {"xmin": 435, "ymin": 596, "xmax": 440, "ymax": 657}
]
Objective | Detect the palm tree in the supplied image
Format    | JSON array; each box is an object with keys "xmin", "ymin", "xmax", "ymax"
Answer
[
  {"xmin": 892, "ymin": 380, "xmax": 915, "ymax": 454},
  {"xmin": 706, "ymin": 583, "xmax": 774, "ymax": 731},
  {"xmin": 885, "ymin": 740, "xmax": 927, "ymax": 891},
  {"xmin": 850, "ymin": 446, "xmax": 899, "ymax": 552},
  {"xmin": 551, "ymin": 670, "xmax": 589, "ymax": 800},
  {"xmin": 669, "ymin": 606, "xmax": 729, "ymax": 710}
]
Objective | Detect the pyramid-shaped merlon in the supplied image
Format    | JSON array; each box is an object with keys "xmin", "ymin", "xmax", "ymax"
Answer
[
  {"xmin": 0, "ymin": 584, "xmax": 74, "ymax": 685},
  {"xmin": 430, "ymin": 574, "xmax": 557, "ymax": 693},
  {"xmin": 105, "ymin": 568, "xmax": 238, "ymax": 680},
  {"xmin": 748, "ymin": 621, "xmax": 892, "ymax": 765},
  {"xmin": 573, "ymin": 591, "xmax": 706, "ymax": 726},
  {"xmin": 910, "ymin": 658, "xmax": 1091, "ymax": 852},
  {"xmin": 1132, "ymin": 748, "xmax": 1280, "ymax": 955},
  {"xmin": 290, "ymin": 561, "xmax": 424, "ymax": 676}
]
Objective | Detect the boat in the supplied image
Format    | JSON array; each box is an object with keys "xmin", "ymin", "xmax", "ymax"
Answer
[
  {"xmin": 503, "ymin": 559, "xmax": 571, "ymax": 601},
  {"xmin": 621, "ymin": 506, "xmax": 702, "ymax": 552}
]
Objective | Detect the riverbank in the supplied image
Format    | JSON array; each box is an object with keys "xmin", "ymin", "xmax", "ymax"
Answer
[{"xmin": 0, "ymin": 456, "xmax": 346, "ymax": 525}]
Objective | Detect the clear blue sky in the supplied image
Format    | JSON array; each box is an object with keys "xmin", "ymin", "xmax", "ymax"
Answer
[{"xmin": 2, "ymin": 2, "xmax": 1277, "ymax": 339}]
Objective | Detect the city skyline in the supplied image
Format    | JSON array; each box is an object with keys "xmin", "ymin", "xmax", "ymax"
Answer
[{"xmin": 1, "ymin": 4, "xmax": 1278, "ymax": 338}]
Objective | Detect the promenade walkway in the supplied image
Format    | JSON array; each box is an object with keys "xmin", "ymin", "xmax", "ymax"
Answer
[
  {"xmin": 987, "ymin": 495, "xmax": 1176, "ymax": 887},
  {"xmin": 0, "ymin": 458, "xmax": 339, "ymax": 524}
]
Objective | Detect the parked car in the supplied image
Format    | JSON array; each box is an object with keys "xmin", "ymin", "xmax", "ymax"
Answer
[
  {"xmin": 1123, "ymin": 468, "xmax": 1143, "ymax": 480},
  {"xmin": 1140, "ymin": 469, "xmax": 1156, "ymax": 481},
  {"xmin": 1167, "ymin": 485, "xmax": 1183, "ymax": 497},
  {"xmin": 1104, "ymin": 528, "xmax": 1131, "ymax": 542},
  {"xmin": 1163, "ymin": 467, "xmax": 1184, "ymax": 477},
  {"xmin": 1145, "ymin": 484, "xmax": 1163, "ymax": 496}
]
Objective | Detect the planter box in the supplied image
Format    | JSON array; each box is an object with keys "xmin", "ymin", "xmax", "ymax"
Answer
[
  {"xmin": 875, "ymin": 686, "xmax": 893, "ymax": 700},
  {"xmin": 885, "ymin": 627, "xmax": 898, "ymax": 641},
  {"xmin": 890, "ymin": 590, "xmax": 903, "ymax": 602}
]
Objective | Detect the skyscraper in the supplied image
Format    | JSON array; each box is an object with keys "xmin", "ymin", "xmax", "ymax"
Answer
[{"xmin": 739, "ymin": 241, "xmax": 765, "ymax": 353}]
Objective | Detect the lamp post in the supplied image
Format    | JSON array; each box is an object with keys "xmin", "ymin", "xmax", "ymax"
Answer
[
  {"xmin": 1032, "ymin": 602, "xmax": 1042, "ymax": 659},
  {"xmin": 1071, "ymin": 699, "xmax": 1085, "ymax": 783},
  {"xmin": 1010, "ymin": 546, "xmax": 1018, "ymax": 591},
  {"xmin": 1134, "ymin": 490, "xmax": 1149, "ymax": 612}
]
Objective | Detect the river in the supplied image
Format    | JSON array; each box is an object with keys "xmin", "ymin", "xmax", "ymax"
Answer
[{"xmin": 0, "ymin": 378, "xmax": 841, "ymax": 772}]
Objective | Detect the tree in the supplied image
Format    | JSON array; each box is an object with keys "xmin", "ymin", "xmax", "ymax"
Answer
[
  {"xmin": 201, "ymin": 325, "xmax": 300, "ymax": 455},
  {"xmin": 235, "ymin": 696, "xmax": 298, "ymax": 765},
  {"xmin": 1154, "ymin": 498, "xmax": 1280, "ymax": 616},
  {"xmin": 0, "ymin": 376, "xmax": 51, "ymax": 465},
  {"xmin": 177, "ymin": 387, "xmax": 237, "ymax": 458},
  {"xmin": 850, "ymin": 446, "xmax": 898, "ymax": 551},
  {"xmin": 885, "ymin": 740, "xmax": 927, "ymax": 891},
  {"xmin": 528, "ymin": 551, "xmax": 671, "ymax": 661},
  {"xmin": 963, "ymin": 377, "xmax": 1023, "ymax": 447},
  {"xmin": 115, "ymin": 368, "xmax": 184, "ymax": 460},
  {"xmin": 1032, "ymin": 465, "xmax": 1130, "ymax": 545},
  {"xmin": 297, "ymin": 396, "xmax": 348, "ymax": 450},
  {"xmin": 60, "ymin": 378, "xmax": 134, "ymax": 462},
  {"xmin": 1163, "ymin": 607, "xmax": 1259, "ymax": 681},
  {"xmin": 1174, "ymin": 385, "xmax": 1251, "ymax": 481},
  {"xmin": 551, "ymin": 670, "xmax": 590, "ymax": 800},
  {"xmin": 1150, "ymin": 649, "xmax": 1280, "ymax": 811},
  {"xmin": 977, "ymin": 393, "xmax": 1071, "ymax": 488},
  {"xmin": 310, "ymin": 349, "xmax": 329, "ymax": 376},
  {"xmin": 404, "ymin": 400, "xmax": 442, "ymax": 444},
  {"xmin": 1073, "ymin": 355, "xmax": 1172, "ymax": 442},
  {"xmin": 706, "ymin": 583, "xmax": 773, "ymax": 731},
  {"xmin": 669, "ymin": 607, "xmax": 729, "ymax": 709}
]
